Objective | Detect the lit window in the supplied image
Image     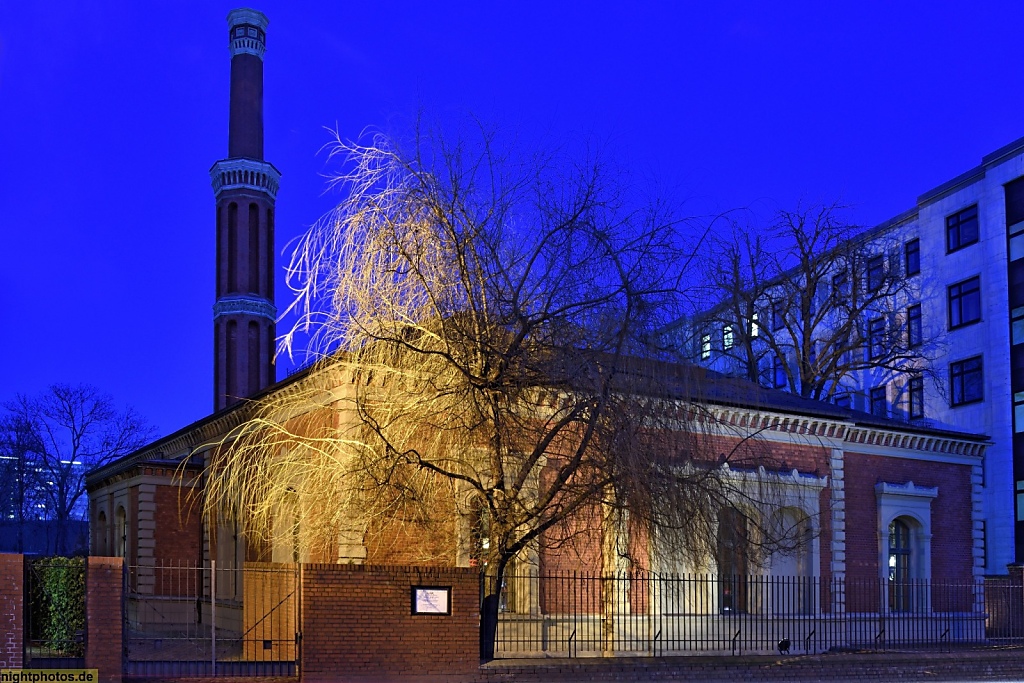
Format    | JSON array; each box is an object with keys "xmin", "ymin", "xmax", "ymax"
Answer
[
  {"xmin": 723, "ymin": 325, "xmax": 734, "ymax": 350},
  {"xmin": 870, "ymin": 385, "xmax": 887, "ymax": 417},
  {"xmin": 908, "ymin": 375, "xmax": 924, "ymax": 419},
  {"xmin": 948, "ymin": 276, "xmax": 981, "ymax": 329},
  {"xmin": 888, "ymin": 518, "xmax": 913, "ymax": 611},
  {"xmin": 946, "ymin": 205, "xmax": 979, "ymax": 253},
  {"xmin": 700, "ymin": 333, "xmax": 711, "ymax": 360},
  {"xmin": 750, "ymin": 312, "xmax": 760, "ymax": 338},
  {"xmin": 904, "ymin": 238, "xmax": 921, "ymax": 276},
  {"xmin": 950, "ymin": 356, "xmax": 983, "ymax": 406},
  {"xmin": 907, "ymin": 304, "xmax": 922, "ymax": 348}
]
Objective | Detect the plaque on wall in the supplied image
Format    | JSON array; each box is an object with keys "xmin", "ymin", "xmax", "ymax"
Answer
[{"xmin": 411, "ymin": 585, "xmax": 452, "ymax": 615}]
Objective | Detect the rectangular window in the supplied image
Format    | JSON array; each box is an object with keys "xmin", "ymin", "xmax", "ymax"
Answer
[
  {"xmin": 867, "ymin": 255, "xmax": 885, "ymax": 292},
  {"xmin": 904, "ymin": 238, "xmax": 920, "ymax": 276},
  {"xmin": 870, "ymin": 385, "xmax": 887, "ymax": 417},
  {"xmin": 749, "ymin": 311, "xmax": 760, "ymax": 338},
  {"xmin": 773, "ymin": 355, "xmax": 786, "ymax": 389},
  {"xmin": 868, "ymin": 317, "xmax": 885, "ymax": 359},
  {"xmin": 950, "ymin": 355, "xmax": 984, "ymax": 406},
  {"xmin": 948, "ymin": 276, "xmax": 981, "ymax": 329},
  {"xmin": 832, "ymin": 271, "xmax": 849, "ymax": 302},
  {"xmin": 946, "ymin": 205, "xmax": 979, "ymax": 253},
  {"xmin": 700, "ymin": 333, "xmax": 711, "ymax": 360},
  {"xmin": 907, "ymin": 304, "xmax": 922, "ymax": 348},
  {"xmin": 908, "ymin": 375, "xmax": 924, "ymax": 419},
  {"xmin": 1005, "ymin": 176, "xmax": 1024, "ymax": 227},
  {"xmin": 772, "ymin": 302, "xmax": 785, "ymax": 331},
  {"xmin": 723, "ymin": 325, "xmax": 734, "ymax": 350}
]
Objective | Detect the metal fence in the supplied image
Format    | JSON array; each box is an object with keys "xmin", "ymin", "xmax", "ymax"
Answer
[
  {"xmin": 492, "ymin": 571, "xmax": 1017, "ymax": 658},
  {"xmin": 124, "ymin": 561, "xmax": 298, "ymax": 677},
  {"xmin": 24, "ymin": 556, "xmax": 86, "ymax": 668}
]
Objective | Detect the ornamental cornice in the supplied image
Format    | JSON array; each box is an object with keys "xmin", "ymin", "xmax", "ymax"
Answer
[
  {"xmin": 211, "ymin": 158, "xmax": 280, "ymax": 199},
  {"xmin": 706, "ymin": 405, "xmax": 849, "ymax": 441},
  {"xmin": 214, "ymin": 295, "xmax": 277, "ymax": 321},
  {"xmin": 875, "ymin": 480, "xmax": 939, "ymax": 499},
  {"xmin": 844, "ymin": 425, "xmax": 986, "ymax": 460}
]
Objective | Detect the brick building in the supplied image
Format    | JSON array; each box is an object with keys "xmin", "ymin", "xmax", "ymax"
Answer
[{"xmin": 86, "ymin": 7, "xmax": 987, "ymax": 625}]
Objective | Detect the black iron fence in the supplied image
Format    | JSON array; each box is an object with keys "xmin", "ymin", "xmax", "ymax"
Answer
[
  {"xmin": 123, "ymin": 561, "xmax": 298, "ymax": 677},
  {"xmin": 492, "ymin": 571, "xmax": 1016, "ymax": 657},
  {"xmin": 24, "ymin": 556, "xmax": 86, "ymax": 667}
]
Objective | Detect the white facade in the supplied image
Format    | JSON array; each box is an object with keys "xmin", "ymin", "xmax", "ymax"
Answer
[{"xmin": 673, "ymin": 137, "xmax": 1024, "ymax": 573}]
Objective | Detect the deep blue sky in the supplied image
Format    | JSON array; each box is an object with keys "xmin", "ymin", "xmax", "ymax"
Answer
[{"xmin": 3, "ymin": 2, "xmax": 1024, "ymax": 438}]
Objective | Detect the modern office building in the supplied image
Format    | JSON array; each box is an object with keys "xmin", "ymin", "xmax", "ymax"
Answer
[{"xmin": 664, "ymin": 138, "xmax": 1024, "ymax": 574}]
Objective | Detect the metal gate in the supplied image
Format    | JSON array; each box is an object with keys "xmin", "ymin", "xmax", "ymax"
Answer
[
  {"xmin": 123, "ymin": 561, "xmax": 299, "ymax": 677},
  {"xmin": 24, "ymin": 556, "xmax": 86, "ymax": 668}
]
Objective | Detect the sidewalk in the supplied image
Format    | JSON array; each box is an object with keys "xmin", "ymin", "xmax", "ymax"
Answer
[{"xmin": 479, "ymin": 647, "xmax": 1024, "ymax": 682}]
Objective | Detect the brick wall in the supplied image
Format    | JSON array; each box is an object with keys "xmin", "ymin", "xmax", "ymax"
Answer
[
  {"xmin": 86, "ymin": 556, "xmax": 123, "ymax": 683},
  {"xmin": 153, "ymin": 484, "xmax": 202, "ymax": 567},
  {"xmin": 0, "ymin": 553, "xmax": 23, "ymax": 668},
  {"xmin": 843, "ymin": 453, "xmax": 973, "ymax": 585},
  {"xmin": 300, "ymin": 563, "xmax": 479, "ymax": 680}
]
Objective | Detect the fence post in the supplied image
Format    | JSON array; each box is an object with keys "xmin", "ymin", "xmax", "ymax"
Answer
[{"xmin": 210, "ymin": 560, "xmax": 216, "ymax": 675}]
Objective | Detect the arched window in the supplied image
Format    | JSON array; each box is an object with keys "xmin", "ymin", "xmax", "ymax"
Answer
[
  {"xmin": 469, "ymin": 498, "xmax": 490, "ymax": 568},
  {"xmin": 115, "ymin": 506, "xmax": 127, "ymax": 558},
  {"xmin": 95, "ymin": 510, "xmax": 108, "ymax": 556},
  {"xmin": 717, "ymin": 507, "xmax": 749, "ymax": 613},
  {"xmin": 875, "ymin": 482, "xmax": 936, "ymax": 613},
  {"xmin": 768, "ymin": 508, "xmax": 815, "ymax": 615},
  {"xmin": 888, "ymin": 517, "xmax": 914, "ymax": 611}
]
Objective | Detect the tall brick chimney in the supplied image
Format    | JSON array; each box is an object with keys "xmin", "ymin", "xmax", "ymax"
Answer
[{"xmin": 211, "ymin": 8, "xmax": 278, "ymax": 411}]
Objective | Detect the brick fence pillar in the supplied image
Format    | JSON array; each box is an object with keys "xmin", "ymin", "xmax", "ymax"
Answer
[
  {"xmin": 0, "ymin": 553, "xmax": 24, "ymax": 668},
  {"xmin": 86, "ymin": 557, "xmax": 123, "ymax": 683}
]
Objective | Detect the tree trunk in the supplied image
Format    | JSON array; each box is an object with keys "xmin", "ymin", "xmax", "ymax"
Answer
[
  {"xmin": 601, "ymin": 486, "xmax": 622, "ymax": 657},
  {"xmin": 479, "ymin": 554, "xmax": 506, "ymax": 661}
]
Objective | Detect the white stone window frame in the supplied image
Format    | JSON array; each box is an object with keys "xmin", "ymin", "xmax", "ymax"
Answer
[{"xmin": 875, "ymin": 480, "xmax": 938, "ymax": 612}]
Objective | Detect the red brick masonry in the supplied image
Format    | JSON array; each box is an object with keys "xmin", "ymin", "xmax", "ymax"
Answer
[
  {"xmin": 0, "ymin": 553, "xmax": 23, "ymax": 668},
  {"xmin": 86, "ymin": 556, "xmax": 123, "ymax": 683},
  {"xmin": 299, "ymin": 563, "xmax": 479, "ymax": 682}
]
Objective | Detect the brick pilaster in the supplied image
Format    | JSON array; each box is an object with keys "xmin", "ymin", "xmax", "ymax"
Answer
[
  {"xmin": 0, "ymin": 553, "xmax": 24, "ymax": 668},
  {"xmin": 86, "ymin": 557, "xmax": 123, "ymax": 683}
]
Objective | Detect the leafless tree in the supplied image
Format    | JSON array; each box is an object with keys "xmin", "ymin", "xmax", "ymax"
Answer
[
  {"xmin": 693, "ymin": 205, "xmax": 935, "ymax": 402},
  {"xmin": 2, "ymin": 384, "xmax": 153, "ymax": 554},
  {"xmin": 202, "ymin": 127, "xmax": 797, "ymax": 657}
]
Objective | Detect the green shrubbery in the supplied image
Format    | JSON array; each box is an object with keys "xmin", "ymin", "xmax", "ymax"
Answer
[{"xmin": 28, "ymin": 556, "xmax": 86, "ymax": 657}]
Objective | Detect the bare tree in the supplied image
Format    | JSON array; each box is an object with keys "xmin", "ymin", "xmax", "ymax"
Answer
[
  {"xmin": 202, "ymin": 127, "xmax": 794, "ymax": 658},
  {"xmin": 3, "ymin": 384, "xmax": 154, "ymax": 554},
  {"xmin": 694, "ymin": 205, "xmax": 933, "ymax": 402}
]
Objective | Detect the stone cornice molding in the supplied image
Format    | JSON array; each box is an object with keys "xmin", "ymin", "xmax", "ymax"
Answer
[
  {"xmin": 875, "ymin": 480, "xmax": 939, "ymax": 500},
  {"xmin": 706, "ymin": 405, "xmax": 849, "ymax": 442},
  {"xmin": 845, "ymin": 425, "xmax": 986, "ymax": 460},
  {"xmin": 211, "ymin": 158, "xmax": 281, "ymax": 199},
  {"xmin": 213, "ymin": 295, "xmax": 277, "ymax": 321}
]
